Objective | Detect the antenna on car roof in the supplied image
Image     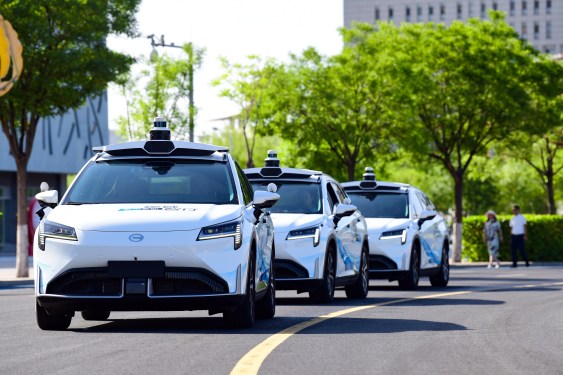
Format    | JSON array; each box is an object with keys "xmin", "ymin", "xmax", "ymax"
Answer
[
  {"xmin": 264, "ymin": 150, "xmax": 280, "ymax": 167},
  {"xmin": 149, "ymin": 117, "xmax": 171, "ymax": 141}
]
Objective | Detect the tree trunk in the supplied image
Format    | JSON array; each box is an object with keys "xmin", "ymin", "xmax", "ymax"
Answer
[
  {"xmin": 452, "ymin": 170, "xmax": 464, "ymax": 263},
  {"xmin": 546, "ymin": 160, "xmax": 555, "ymax": 215},
  {"xmin": 15, "ymin": 166, "xmax": 29, "ymax": 278},
  {"xmin": 347, "ymin": 161, "xmax": 356, "ymax": 182}
]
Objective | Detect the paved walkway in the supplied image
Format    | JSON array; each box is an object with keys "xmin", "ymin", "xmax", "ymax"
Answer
[{"xmin": 0, "ymin": 255, "xmax": 34, "ymax": 286}]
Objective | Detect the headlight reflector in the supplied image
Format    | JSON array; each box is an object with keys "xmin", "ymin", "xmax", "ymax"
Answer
[
  {"xmin": 198, "ymin": 220, "xmax": 242, "ymax": 249},
  {"xmin": 380, "ymin": 229, "xmax": 407, "ymax": 244},
  {"xmin": 287, "ymin": 226, "xmax": 321, "ymax": 247},
  {"xmin": 38, "ymin": 220, "xmax": 78, "ymax": 250}
]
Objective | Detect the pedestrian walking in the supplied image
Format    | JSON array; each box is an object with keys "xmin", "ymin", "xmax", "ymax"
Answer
[
  {"xmin": 484, "ymin": 210, "xmax": 502, "ymax": 269},
  {"xmin": 509, "ymin": 205, "xmax": 529, "ymax": 267}
]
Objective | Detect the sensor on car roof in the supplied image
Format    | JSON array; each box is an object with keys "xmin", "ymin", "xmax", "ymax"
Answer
[
  {"xmin": 360, "ymin": 167, "xmax": 377, "ymax": 189},
  {"xmin": 150, "ymin": 116, "xmax": 171, "ymax": 141},
  {"xmin": 264, "ymin": 150, "xmax": 280, "ymax": 167}
]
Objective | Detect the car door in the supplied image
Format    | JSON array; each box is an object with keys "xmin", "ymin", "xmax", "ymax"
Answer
[
  {"xmin": 236, "ymin": 163, "xmax": 271, "ymax": 293},
  {"xmin": 415, "ymin": 190, "xmax": 441, "ymax": 269},
  {"xmin": 327, "ymin": 182, "xmax": 357, "ymax": 278}
]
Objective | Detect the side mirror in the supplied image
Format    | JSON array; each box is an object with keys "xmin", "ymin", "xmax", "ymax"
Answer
[
  {"xmin": 36, "ymin": 190, "xmax": 59, "ymax": 208},
  {"xmin": 253, "ymin": 190, "xmax": 280, "ymax": 210},
  {"xmin": 418, "ymin": 209, "xmax": 437, "ymax": 227},
  {"xmin": 332, "ymin": 203, "xmax": 357, "ymax": 226}
]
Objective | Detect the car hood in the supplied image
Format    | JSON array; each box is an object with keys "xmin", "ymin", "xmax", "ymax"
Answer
[
  {"xmin": 269, "ymin": 213, "xmax": 324, "ymax": 234},
  {"xmin": 46, "ymin": 204, "xmax": 243, "ymax": 232},
  {"xmin": 365, "ymin": 218, "xmax": 411, "ymax": 233}
]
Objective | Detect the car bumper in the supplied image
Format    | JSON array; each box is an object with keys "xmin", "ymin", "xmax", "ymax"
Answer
[{"xmin": 368, "ymin": 237, "xmax": 410, "ymax": 273}]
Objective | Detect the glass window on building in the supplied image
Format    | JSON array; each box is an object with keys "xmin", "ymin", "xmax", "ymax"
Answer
[
  {"xmin": 510, "ymin": 1, "xmax": 516, "ymax": 16},
  {"xmin": 406, "ymin": 6, "xmax": 411, "ymax": 21},
  {"xmin": 493, "ymin": 1, "xmax": 498, "ymax": 10},
  {"xmin": 417, "ymin": 5, "xmax": 423, "ymax": 21},
  {"xmin": 429, "ymin": 5, "xmax": 434, "ymax": 21},
  {"xmin": 522, "ymin": 22, "xmax": 528, "ymax": 38},
  {"xmin": 469, "ymin": 1, "xmax": 474, "ymax": 17},
  {"xmin": 481, "ymin": 2, "xmax": 487, "ymax": 18},
  {"xmin": 522, "ymin": 0, "xmax": 527, "ymax": 15},
  {"xmin": 457, "ymin": 2, "xmax": 463, "ymax": 19},
  {"xmin": 375, "ymin": 7, "xmax": 380, "ymax": 21},
  {"xmin": 440, "ymin": 3, "xmax": 446, "ymax": 20},
  {"xmin": 389, "ymin": 6, "xmax": 394, "ymax": 20},
  {"xmin": 533, "ymin": 22, "xmax": 539, "ymax": 40},
  {"xmin": 534, "ymin": 0, "xmax": 539, "ymax": 15},
  {"xmin": 546, "ymin": 21, "xmax": 551, "ymax": 39},
  {"xmin": 546, "ymin": 0, "xmax": 551, "ymax": 14}
]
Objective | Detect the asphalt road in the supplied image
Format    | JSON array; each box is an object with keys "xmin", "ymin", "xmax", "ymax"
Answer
[{"xmin": 1, "ymin": 265, "xmax": 562, "ymax": 375}]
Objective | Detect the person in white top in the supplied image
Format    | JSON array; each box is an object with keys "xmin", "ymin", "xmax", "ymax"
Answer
[{"xmin": 509, "ymin": 205, "xmax": 529, "ymax": 268}]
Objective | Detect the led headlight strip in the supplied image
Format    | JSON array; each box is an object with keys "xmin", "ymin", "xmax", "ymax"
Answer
[{"xmin": 198, "ymin": 219, "xmax": 242, "ymax": 250}]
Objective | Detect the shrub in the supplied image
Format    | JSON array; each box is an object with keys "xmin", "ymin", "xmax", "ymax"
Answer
[{"xmin": 462, "ymin": 215, "xmax": 563, "ymax": 262}]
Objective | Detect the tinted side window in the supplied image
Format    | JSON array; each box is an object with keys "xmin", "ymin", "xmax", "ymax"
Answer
[
  {"xmin": 332, "ymin": 182, "xmax": 347, "ymax": 203},
  {"xmin": 410, "ymin": 191, "xmax": 424, "ymax": 219},
  {"xmin": 235, "ymin": 162, "xmax": 253, "ymax": 205},
  {"xmin": 326, "ymin": 183, "xmax": 339, "ymax": 212}
]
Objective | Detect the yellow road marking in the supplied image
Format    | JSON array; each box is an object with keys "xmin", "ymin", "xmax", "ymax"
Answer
[{"xmin": 230, "ymin": 283, "xmax": 563, "ymax": 375}]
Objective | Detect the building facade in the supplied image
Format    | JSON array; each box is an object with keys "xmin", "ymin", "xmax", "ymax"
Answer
[
  {"xmin": 344, "ymin": 0, "xmax": 563, "ymax": 54},
  {"xmin": 0, "ymin": 95, "xmax": 108, "ymax": 251}
]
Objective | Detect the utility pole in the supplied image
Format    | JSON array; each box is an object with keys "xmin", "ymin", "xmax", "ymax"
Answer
[{"xmin": 147, "ymin": 34, "xmax": 195, "ymax": 142}]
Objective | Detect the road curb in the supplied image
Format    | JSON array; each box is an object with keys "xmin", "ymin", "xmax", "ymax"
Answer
[{"xmin": 0, "ymin": 279, "xmax": 34, "ymax": 287}]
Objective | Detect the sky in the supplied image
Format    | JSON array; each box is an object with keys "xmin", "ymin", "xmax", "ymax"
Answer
[{"xmin": 107, "ymin": 0, "xmax": 344, "ymax": 138}]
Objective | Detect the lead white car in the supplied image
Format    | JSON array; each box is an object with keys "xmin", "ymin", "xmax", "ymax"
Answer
[
  {"xmin": 33, "ymin": 118, "xmax": 279, "ymax": 330},
  {"xmin": 245, "ymin": 151, "xmax": 369, "ymax": 303},
  {"xmin": 342, "ymin": 168, "xmax": 450, "ymax": 289}
]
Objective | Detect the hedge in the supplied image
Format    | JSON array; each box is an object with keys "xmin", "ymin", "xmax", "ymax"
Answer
[{"xmin": 462, "ymin": 215, "xmax": 563, "ymax": 262}]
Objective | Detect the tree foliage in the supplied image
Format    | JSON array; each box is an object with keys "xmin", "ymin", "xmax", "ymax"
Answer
[
  {"xmin": 116, "ymin": 43, "xmax": 204, "ymax": 141},
  {"xmin": 0, "ymin": 0, "xmax": 141, "ymax": 277}
]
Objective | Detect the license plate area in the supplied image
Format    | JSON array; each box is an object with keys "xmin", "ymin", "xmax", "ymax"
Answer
[{"xmin": 108, "ymin": 261, "xmax": 165, "ymax": 278}]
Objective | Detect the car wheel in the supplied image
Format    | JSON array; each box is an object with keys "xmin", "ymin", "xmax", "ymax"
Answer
[
  {"xmin": 256, "ymin": 255, "xmax": 276, "ymax": 319},
  {"xmin": 224, "ymin": 252, "xmax": 256, "ymax": 328},
  {"xmin": 81, "ymin": 310, "xmax": 111, "ymax": 321},
  {"xmin": 430, "ymin": 243, "xmax": 450, "ymax": 287},
  {"xmin": 309, "ymin": 244, "xmax": 336, "ymax": 303},
  {"xmin": 36, "ymin": 301, "xmax": 72, "ymax": 331},
  {"xmin": 345, "ymin": 244, "xmax": 369, "ymax": 299},
  {"xmin": 398, "ymin": 243, "xmax": 420, "ymax": 290}
]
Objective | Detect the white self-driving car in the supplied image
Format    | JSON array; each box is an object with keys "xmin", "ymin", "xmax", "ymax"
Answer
[
  {"xmin": 342, "ymin": 168, "xmax": 450, "ymax": 289},
  {"xmin": 244, "ymin": 151, "xmax": 369, "ymax": 302},
  {"xmin": 33, "ymin": 118, "xmax": 279, "ymax": 330}
]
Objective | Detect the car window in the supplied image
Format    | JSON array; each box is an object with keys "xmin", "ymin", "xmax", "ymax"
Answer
[
  {"xmin": 417, "ymin": 191, "xmax": 435, "ymax": 211},
  {"xmin": 235, "ymin": 162, "xmax": 253, "ymax": 205},
  {"xmin": 64, "ymin": 160, "xmax": 238, "ymax": 204},
  {"xmin": 332, "ymin": 182, "xmax": 347, "ymax": 203},
  {"xmin": 251, "ymin": 181, "xmax": 321, "ymax": 214},
  {"xmin": 326, "ymin": 183, "xmax": 339, "ymax": 212},
  {"xmin": 347, "ymin": 192, "xmax": 409, "ymax": 219},
  {"xmin": 410, "ymin": 191, "xmax": 424, "ymax": 218}
]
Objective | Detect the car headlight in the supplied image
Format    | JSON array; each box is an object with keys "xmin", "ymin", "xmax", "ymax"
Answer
[
  {"xmin": 38, "ymin": 220, "xmax": 78, "ymax": 251},
  {"xmin": 380, "ymin": 229, "xmax": 407, "ymax": 244},
  {"xmin": 197, "ymin": 219, "xmax": 242, "ymax": 250},
  {"xmin": 287, "ymin": 226, "xmax": 321, "ymax": 247}
]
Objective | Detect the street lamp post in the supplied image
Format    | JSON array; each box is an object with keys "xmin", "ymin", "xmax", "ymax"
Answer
[{"xmin": 147, "ymin": 34, "xmax": 195, "ymax": 142}]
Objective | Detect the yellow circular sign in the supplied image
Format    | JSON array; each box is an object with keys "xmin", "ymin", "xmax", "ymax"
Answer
[{"xmin": 0, "ymin": 14, "xmax": 23, "ymax": 97}]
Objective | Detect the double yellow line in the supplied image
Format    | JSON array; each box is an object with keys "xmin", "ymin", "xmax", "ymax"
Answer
[{"xmin": 231, "ymin": 284, "xmax": 563, "ymax": 374}]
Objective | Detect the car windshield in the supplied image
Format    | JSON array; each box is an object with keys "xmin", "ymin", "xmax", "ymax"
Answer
[
  {"xmin": 252, "ymin": 182, "xmax": 322, "ymax": 214},
  {"xmin": 64, "ymin": 160, "xmax": 238, "ymax": 204},
  {"xmin": 347, "ymin": 192, "xmax": 409, "ymax": 219}
]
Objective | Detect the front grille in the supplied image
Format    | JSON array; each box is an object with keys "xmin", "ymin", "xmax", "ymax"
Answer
[
  {"xmin": 152, "ymin": 269, "xmax": 229, "ymax": 295},
  {"xmin": 369, "ymin": 255, "xmax": 398, "ymax": 270},
  {"xmin": 46, "ymin": 269, "xmax": 122, "ymax": 296},
  {"xmin": 275, "ymin": 259, "xmax": 309, "ymax": 279}
]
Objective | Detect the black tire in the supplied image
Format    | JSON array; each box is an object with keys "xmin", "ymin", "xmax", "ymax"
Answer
[
  {"xmin": 81, "ymin": 310, "xmax": 111, "ymax": 321},
  {"xmin": 398, "ymin": 243, "xmax": 420, "ymax": 290},
  {"xmin": 256, "ymin": 255, "xmax": 276, "ymax": 319},
  {"xmin": 309, "ymin": 244, "xmax": 336, "ymax": 303},
  {"xmin": 430, "ymin": 242, "xmax": 450, "ymax": 287},
  {"xmin": 36, "ymin": 301, "xmax": 72, "ymax": 331},
  {"xmin": 224, "ymin": 252, "xmax": 256, "ymax": 328},
  {"xmin": 345, "ymin": 244, "xmax": 369, "ymax": 299}
]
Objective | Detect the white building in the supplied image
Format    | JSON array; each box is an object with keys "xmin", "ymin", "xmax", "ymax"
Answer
[{"xmin": 344, "ymin": 0, "xmax": 563, "ymax": 54}]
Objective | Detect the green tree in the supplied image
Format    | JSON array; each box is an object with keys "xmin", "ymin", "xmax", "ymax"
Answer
[
  {"xmin": 116, "ymin": 43, "xmax": 204, "ymax": 141},
  {"xmin": 213, "ymin": 56, "xmax": 277, "ymax": 168},
  {"xmin": 265, "ymin": 31, "xmax": 398, "ymax": 181},
  {"xmin": 383, "ymin": 14, "xmax": 545, "ymax": 261},
  {"xmin": 0, "ymin": 0, "xmax": 140, "ymax": 277}
]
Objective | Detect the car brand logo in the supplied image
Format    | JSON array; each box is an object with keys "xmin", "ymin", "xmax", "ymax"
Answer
[{"xmin": 129, "ymin": 234, "xmax": 144, "ymax": 242}]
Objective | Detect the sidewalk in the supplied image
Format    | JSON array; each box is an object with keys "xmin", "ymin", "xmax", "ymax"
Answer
[{"xmin": 0, "ymin": 255, "xmax": 34, "ymax": 287}]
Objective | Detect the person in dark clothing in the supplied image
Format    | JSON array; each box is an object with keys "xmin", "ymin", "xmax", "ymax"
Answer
[{"xmin": 509, "ymin": 205, "xmax": 529, "ymax": 267}]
